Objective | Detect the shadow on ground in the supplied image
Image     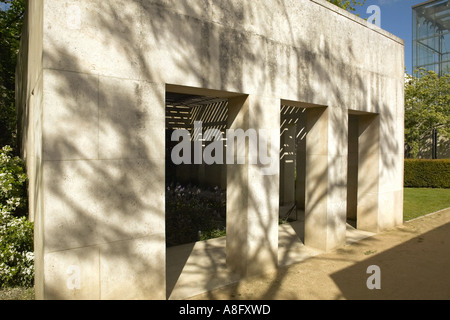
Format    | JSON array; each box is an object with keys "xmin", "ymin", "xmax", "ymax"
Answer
[
  {"xmin": 189, "ymin": 209, "xmax": 450, "ymax": 300},
  {"xmin": 331, "ymin": 221, "xmax": 450, "ymax": 300}
]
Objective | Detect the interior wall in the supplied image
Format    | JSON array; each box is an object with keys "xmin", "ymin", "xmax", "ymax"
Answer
[
  {"xmin": 347, "ymin": 114, "xmax": 359, "ymax": 222},
  {"xmin": 347, "ymin": 112, "xmax": 380, "ymax": 232}
]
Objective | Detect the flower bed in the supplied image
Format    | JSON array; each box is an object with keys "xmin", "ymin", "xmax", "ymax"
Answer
[{"xmin": 165, "ymin": 183, "xmax": 226, "ymax": 247}]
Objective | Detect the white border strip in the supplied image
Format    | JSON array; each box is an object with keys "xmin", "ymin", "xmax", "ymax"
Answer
[{"xmin": 406, "ymin": 207, "xmax": 450, "ymax": 223}]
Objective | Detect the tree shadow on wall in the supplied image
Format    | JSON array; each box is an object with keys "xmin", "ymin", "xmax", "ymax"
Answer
[{"xmin": 32, "ymin": 0, "xmax": 404, "ymax": 300}]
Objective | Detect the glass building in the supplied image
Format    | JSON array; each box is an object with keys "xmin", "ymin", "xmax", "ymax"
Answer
[{"xmin": 412, "ymin": 0, "xmax": 450, "ymax": 76}]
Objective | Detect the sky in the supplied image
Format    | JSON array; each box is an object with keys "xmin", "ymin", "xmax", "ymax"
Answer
[{"xmin": 353, "ymin": 0, "xmax": 428, "ymax": 74}]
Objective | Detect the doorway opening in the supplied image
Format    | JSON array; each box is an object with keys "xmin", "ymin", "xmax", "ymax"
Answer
[
  {"xmin": 278, "ymin": 101, "xmax": 328, "ymax": 263},
  {"xmin": 165, "ymin": 91, "xmax": 228, "ymax": 247},
  {"xmin": 164, "ymin": 85, "xmax": 244, "ymax": 299},
  {"xmin": 279, "ymin": 105, "xmax": 305, "ymax": 226}
]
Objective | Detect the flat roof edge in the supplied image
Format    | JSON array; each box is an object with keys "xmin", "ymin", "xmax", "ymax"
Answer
[
  {"xmin": 310, "ymin": 0, "xmax": 405, "ymax": 46},
  {"xmin": 412, "ymin": 0, "xmax": 446, "ymax": 9}
]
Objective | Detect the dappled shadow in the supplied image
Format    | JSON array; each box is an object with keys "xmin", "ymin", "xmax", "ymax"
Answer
[
  {"xmin": 18, "ymin": 0, "xmax": 404, "ymax": 300},
  {"xmin": 187, "ymin": 212, "xmax": 450, "ymax": 300},
  {"xmin": 330, "ymin": 222, "xmax": 450, "ymax": 300}
]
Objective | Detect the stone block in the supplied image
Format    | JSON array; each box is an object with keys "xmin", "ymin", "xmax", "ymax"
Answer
[
  {"xmin": 43, "ymin": 0, "xmax": 144, "ymax": 79},
  {"xmin": 44, "ymin": 247, "xmax": 100, "ymax": 300},
  {"xmin": 43, "ymin": 160, "xmax": 102, "ymax": 252},
  {"xmin": 378, "ymin": 189, "xmax": 404, "ymax": 230},
  {"xmin": 98, "ymin": 77, "xmax": 165, "ymax": 160},
  {"xmin": 43, "ymin": 69, "xmax": 99, "ymax": 161},
  {"xmin": 100, "ymin": 235, "xmax": 166, "ymax": 300},
  {"xmin": 43, "ymin": 159, "xmax": 165, "ymax": 252}
]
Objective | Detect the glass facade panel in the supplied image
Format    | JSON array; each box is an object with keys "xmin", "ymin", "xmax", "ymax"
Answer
[{"xmin": 413, "ymin": 0, "xmax": 450, "ymax": 76}]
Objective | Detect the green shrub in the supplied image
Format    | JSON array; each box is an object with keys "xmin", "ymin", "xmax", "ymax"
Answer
[
  {"xmin": 165, "ymin": 183, "xmax": 226, "ymax": 247},
  {"xmin": 404, "ymin": 159, "xmax": 450, "ymax": 188},
  {"xmin": 0, "ymin": 146, "xmax": 28, "ymax": 217},
  {"xmin": 0, "ymin": 145, "xmax": 33, "ymax": 288},
  {"xmin": 0, "ymin": 209, "xmax": 34, "ymax": 288}
]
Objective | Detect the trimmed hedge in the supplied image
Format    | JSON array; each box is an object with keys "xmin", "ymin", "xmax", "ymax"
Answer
[{"xmin": 404, "ymin": 159, "xmax": 450, "ymax": 188}]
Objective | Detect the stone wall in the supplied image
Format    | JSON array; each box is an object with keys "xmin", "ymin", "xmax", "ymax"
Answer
[{"xmin": 17, "ymin": 0, "xmax": 405, "ymax": 299}]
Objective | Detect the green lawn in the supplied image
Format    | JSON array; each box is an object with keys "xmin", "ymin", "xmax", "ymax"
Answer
[
  {"xmin": 0, "ymin": 287, "xmax": 34, "ymax": 300},
  {"xmin": 403, "ymin": 188, "xmax": 450, "ymax": 221}
]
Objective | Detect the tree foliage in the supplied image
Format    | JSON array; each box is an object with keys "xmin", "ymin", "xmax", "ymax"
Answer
[
  {"xmin": 405, "ymin": 69, "xmax": 450, "ymax": 159},
  {"xmin": 326, "ymin": 0, "xmax": 366, "ymax": 12},
  {"xmin": 0, "ymin": 0, "xmax": 26, "ymax": 150}
]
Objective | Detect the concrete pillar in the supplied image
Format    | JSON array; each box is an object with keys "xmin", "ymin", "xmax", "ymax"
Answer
[
  {"xmin": 357, "ymin": 114, "xmax": 380, "ymax": 232},
  {"xmin": 303, "ymin": 107, "xmax": 330, "ymax": 251},
  {"xmin": 226, "ymin": 95, "xmax": 280, "ymax": 277}
]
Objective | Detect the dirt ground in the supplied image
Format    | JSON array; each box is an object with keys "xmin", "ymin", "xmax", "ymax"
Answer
[{"xmin": 189, "ymin": 208, "xmax": 450, "ymax": 300}]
